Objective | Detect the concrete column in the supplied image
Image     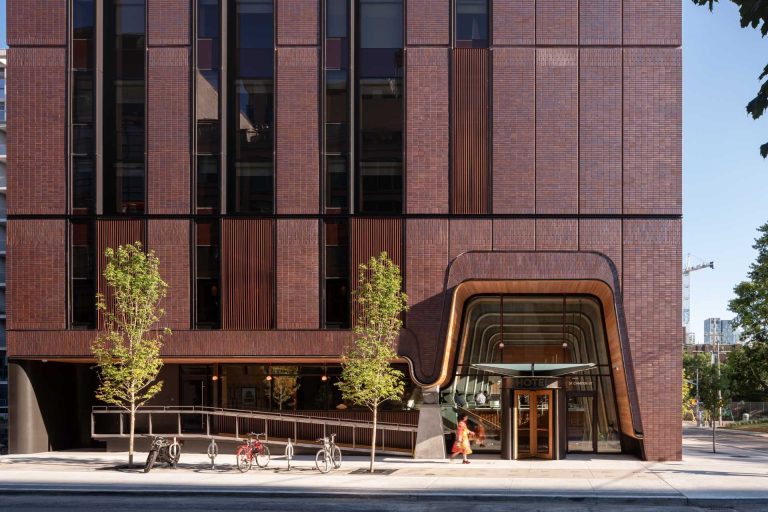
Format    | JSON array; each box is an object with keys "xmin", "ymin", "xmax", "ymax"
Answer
[
  {"xmin": 413, "ymin": 386, "xmax": 446, "ymax": 459},
  {"xmin": 9, "ymin": 361, "xmax": 49, "ymax": 454}
]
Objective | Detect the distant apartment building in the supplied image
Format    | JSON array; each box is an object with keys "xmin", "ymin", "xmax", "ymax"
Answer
[
  {"xmin": 0, "ymin": 49, "xmax": 7, "ymax": 454},
  {"xmin": 703, "ymin": 318, "xmax": 739, "ymax": 345}
]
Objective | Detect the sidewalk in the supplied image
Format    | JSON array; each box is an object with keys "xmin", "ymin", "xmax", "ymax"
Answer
[{"xmin": 0, "ymin": 431, "xmax": 766, "ymax": 507}]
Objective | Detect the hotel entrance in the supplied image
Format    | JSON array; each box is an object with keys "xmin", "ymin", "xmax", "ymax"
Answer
[{"xmin": 513, "ymin": 389, "xmax": 552, "ymax": 459}]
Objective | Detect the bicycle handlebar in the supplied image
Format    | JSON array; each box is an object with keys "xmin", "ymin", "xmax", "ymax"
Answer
[{"xmin": 246, "ymin": 432, "xmax": 266, "ymax": 438}]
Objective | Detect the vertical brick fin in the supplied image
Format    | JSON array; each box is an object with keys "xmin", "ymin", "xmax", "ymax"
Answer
[
  {"xmin": 492, "ymin": 219, "xmax": 535, "ymax": 251},
  {"xmin": 449, "ymin": 219, "xmax": 491, "ymax": 261},
  {"xmin": 277, "ymin": 219, "xmax": 319, "ymax": 329},
  {"xmin": 7, "ymin": 0, "xmax": 66, "ymax": 46},
  {"xmin": 624, "ymin": 0, "xmax": 681, "ymax": 46},
  {"xmin": 147, "ymin": 0, "xmax": 191, "ymax": 46},
  {"xmin": 623, "ymin": 49, "xmax": 682, "ymax": 215},
  {"xmin": 148, "ymin": 47, "xmax": 191, "ymax": 214},
  {"xmin": 493, "ymin": 0, "xmax": 534, "ymax": 46},
  {"xmin": 452, "ymin": 49, "xmax": 489, "ymax": 214},
  {"xmin": 96, "ymin": 220, "xmax": 147, "ymax": 329},
  {"xmin": 580, "ymin": 49, "xmax": 622, "ymax": 215},
  {"xmin": 623, "ymin": 219, "xmax": 682, "ymax": 461},
  {"xmin": 221, "ymin": 219, "xmax": 274, "ymax": 330},
  {"xmin": 406, "ymin": 0, "xmax": 449, "ymax": 46},
  {"xmin": 536, "ymin": 48, "xmax": 578, "ymax": 214},
  {"xmin": 406, "ymin": 48, "xmax": 449, "ymax": 214},
  {"xmin": 579, "ymin": 219, "xmax": 622, "ymax": 281},
  {"xmin": 277, "ymin": 0, "xmax": 319, "ymax": 46},
  {"xmin": 536, "ymin": 0, "xmax": 578, "ymax": 46},
  {"xmin": 7, "ymin": 48, "xmax": 66, "ymax": 215},
  {"xmin": 276, "ymin": 47, "xmax": 320, "ymax": 214},
  {"xmin": 580, "ymin": 0, "xmax": 622, "ymax": 45},
  {"xmin": 7, "ymin": 220, "xmax": 66, "ymax": 331},
  {"xmin": 148, "ymin": 220, "xmax": 191, "ymax": 330},
  {"xmin": 536, "ymin": 219, "xmax": 578, "ymax": 251},
  {"xmin": 351, "ymin": 218, "xmax": 403, "ymax": 325},
  {"xmin": 493, "ymin": 48, "xmax": 535, "ymax": 214},
  {"xmin": 403, "ymin": 219, "xmax": 448, "ymax": 378}
]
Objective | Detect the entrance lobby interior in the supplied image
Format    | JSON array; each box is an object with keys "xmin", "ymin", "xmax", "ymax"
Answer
[{"xmin": 442, "ymin": 295, "xmax": 626, "ymax": 460}]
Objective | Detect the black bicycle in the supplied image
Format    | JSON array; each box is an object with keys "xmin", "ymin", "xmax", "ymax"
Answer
[{"xmin": 143, "ymin": 435, "xmax": 181, "ymax": 473}]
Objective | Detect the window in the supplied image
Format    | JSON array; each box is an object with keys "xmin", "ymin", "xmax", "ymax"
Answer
[
  {"xmin": 196, "ymin": 220, "xmax": 221, "ymax": 328},
  {"xmin": 71, "ymin": 0, "xmax": 96, "ymax": 214},
  {"xmin": 196, "ymin": 0, "xmax": 221, "ymax": 213},
  {"xmin": 104, "ymin": 0, "xmax": 146, "ymax": 214},
  {"xmin": 324, "ymin": 219, "xmax": 350, "ymax": 328},
  {"xmin": 71, "ymin": 221, "xmax": 96, "ymax": 328},
  {"xmin": 229, "ymin": 0, "xmax": 274, "ymax": 213},
  {"xmin": 357, "ymin": 0, "xmax": 403, "ymax": 214},
  {"xmin": 455, "ymin": 0, "xmax": 488, "ymax": 47}
]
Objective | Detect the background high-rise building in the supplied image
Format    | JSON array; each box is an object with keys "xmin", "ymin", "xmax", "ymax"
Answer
[{"xmin": 704, "ymin": 318, "xmax": 739, "ymax": 345}]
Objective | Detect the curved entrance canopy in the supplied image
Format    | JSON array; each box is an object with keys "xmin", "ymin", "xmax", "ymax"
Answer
[{"xmin": 472, "ymin": 363, "xmax": 596, "ymax": 377}]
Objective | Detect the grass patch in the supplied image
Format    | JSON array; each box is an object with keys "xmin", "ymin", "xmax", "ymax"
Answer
[{"xmin": 723, "ymin": 419, "xmax": 768, "ymax": 433}]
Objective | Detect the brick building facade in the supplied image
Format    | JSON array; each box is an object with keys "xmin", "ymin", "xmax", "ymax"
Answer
[{"xmin": 6, "ymin": 0, "xmax": 681, "ymax": 461}]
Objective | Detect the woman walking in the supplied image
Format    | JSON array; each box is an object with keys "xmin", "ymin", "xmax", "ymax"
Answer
[{"xmin": 449, "ymin": 414, "xmax": 475, "ymax": 464}]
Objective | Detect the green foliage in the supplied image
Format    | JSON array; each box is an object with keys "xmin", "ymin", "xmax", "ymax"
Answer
[
  {"xmin": 683, "ymin": 353, "xmax": 731, "ymax": 416},
  {"xmin": 336, "ymin": 252, "xmax": 407, "ymax": 471},
  {"xmin": 91, "ymin": 242, "xmax": 169, "ymax": 465},
  {"xmin": 726, "ymin": 222, "xmax": 768, "ymax": 398},
  {"xmin": 270, "ymin": 367, "xmax": 300, "ymax": 411},
  {"xmin": 691, "ymin": 0, "xmax": 768, "ymax": 156},
  {"xmin": 682, "ymin": 371, "xmax": 694, "ymax": 420}
]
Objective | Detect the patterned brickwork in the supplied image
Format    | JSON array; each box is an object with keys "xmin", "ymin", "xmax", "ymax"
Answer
[
  {"xmin": 492, "ymin": 219, "xmax": 535, "ymax": 251},
  {"xmin": 406, "ymin": 48, "xmax": 449, "ymax": 214},
  {"xmin": 276, "ymin": 47, "xmax": 319, "ymax": 214},
  {"xmin": 580, "ymin": 0, "xmax": 622, "ymax": 45},
  {"xmin": 148, "ymin": 0, "xmax": 190, "ymax": 46},
  {"xmin": 536, "ymin": 48, "xmax": 578, "ymax": 214},
  {"xmin": 624, "ymin": 0, "xmax": 682, "ymax": 46},
  {"xmin": 580, "ymin": 48, "xmax": 622, "ymax": 215},
  {"xmin": 277, "ymin": 0, "xmax": 319, "ymax": 46},
  {"xmin": 492, "ymin": 0, "xmax": 534, "ymax": 46},
  {"xmin": 449, "ymin": 219, "xmax": 492, "ymax": 260},
  {"xmin": 148, "ymin": 220, "xmax": 191, "ymax": 330},
  {"xmin": 579, "ymin": 219, "xmax": 623, "ymax": 281},
  {"xmin": 536, "ymin": 0, "xmax": 578, "ymax": 46},
  {"xmin": 148, "ymin": 47, "xmax": 191, "ymax": 214},
  {"xmin": 624, "ymin": 48, "xmax": 682, "ymax": 215},
  {"xmin": 406, "ymin": 0, "xmax": 449, "ymax": 46},
  {"xmin": 7, "ymin": 0, "xmax": 66, "ymax": 46},
  {"xmin": 7, "ymin": 48, "xmax": 67, "ymax": 215},
  {"xmin": 276, "ymin": 220, "xmax": 319, "ymax": 329},
  {"xmin": 493, "ymin": 48, "xmax": 535, "ymax": 214},
  {"xmin": 623, "ymin": 219, "xmax": 682, "ymax": 461},
  {"xmin": 7, "ymin": 220, "xmax": 66, "ymax": 331},
  {"xmin": 403, "ymin": 219, "xmax": 448, "ymax": 378},
  {"xmin": 536, "ymin": 219, "xmax": 578, "ymax": 251}
]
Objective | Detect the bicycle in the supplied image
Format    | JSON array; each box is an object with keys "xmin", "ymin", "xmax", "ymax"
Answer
[
  {"xmin": 236, "ymin": 432, "xmax": 270, "ymax": 472},
  {"xmin": 143, "ymin": 435, "xmax": 181, "ymax": 473},
  {"xmin": 315, "ymin": 433, "xmax": 342, "ymax": 473}
]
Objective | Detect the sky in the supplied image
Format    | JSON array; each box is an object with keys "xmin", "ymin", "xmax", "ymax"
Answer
[{"xmin": 0, "ymin": 2, "xmax": 764, "ymax": 340}]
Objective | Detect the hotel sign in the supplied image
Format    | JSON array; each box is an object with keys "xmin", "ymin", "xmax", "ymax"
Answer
[{"xmin": 504, "ymin": 377, "xmax": 560, "ymax": 389}]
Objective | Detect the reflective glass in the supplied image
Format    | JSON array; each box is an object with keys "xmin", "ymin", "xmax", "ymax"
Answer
[
  {"xmin": 71, "ymin": 221, "xmax": 95, "ymax": 328},
  {"xmin": 196, "ymin": 221, "xmax": 221, "ymax": 328},
  {"xmin": 456, "ymin": 0, "xmax": 488, "ymax": 47},
  {"xmin": 197, "ymin": 155, "xmax": 220, "ymax": 212},
  {"xmin": 324, "ymin": 220, "xmax": 350, "ymax": 328}
]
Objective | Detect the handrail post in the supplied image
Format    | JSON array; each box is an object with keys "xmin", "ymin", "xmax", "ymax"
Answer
[
  {"xmin": 178, "ymin": 413, "xmax": 182, "ymax": 436},
  {"xmin": 206, "ymin": 414, "xmax": 210, "ymax": 437},
  {"xmin": 352, "ymin": 426, "xmax": 355, "ymax": 449},
  {"xmin": 149, "ymin": 413, "xmax": 153, "ymax": 435},
  {"xmin": 91, "ymin": 411, "xmax": 95, "ymax": 438},
  {"xmin": 235, "ymin": 418, "xmax": 239, "ymax": 439},
  {"xmin": 119, "ymin": 413, "xmax": 124, "ymax": 436}
]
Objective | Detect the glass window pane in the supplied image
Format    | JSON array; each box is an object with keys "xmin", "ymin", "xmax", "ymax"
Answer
[
  {"xmin": 72, "ymin": 157, "xmax": 95, "ymax": 213},
  {"xmin": 324, "ymin": 220, "xmax": 350, "ymax": 328},
  {"xmin": 198, "ymin": 0, "xmax": 220, "ymax": 38},
  {"xmin": 235, "ymin": 79, "xmax": 273, "ymax": 161},
  {"xmin": 73, "ymin": 0, "xmax": 95, "ymax": 36},
  {"xmin": 72, "ymin": 124, "xmax": 94, "ymax": 155},
  {"xmin": 197, "ymin": 155, "xmax": 220, "ymax": 212},
  {"xmin": 116, "ymin": 0, "xmax": 145, "ymax": 35},
  {"xmin": 72, "ymin": 38, "xmax": 93, "ymax": 69},
  {"xmin": 197, "ymin": 121, "xmax": 220, "ymax": 154},
  {"xmin": 325, "ymin": 155, "xmax": 348, "ymax": 211},
  {"xmin": 326, "ymin": 0, "xmax": 347, "ymax": 37},
  {"xmin": 71, "ymin": 221, "xmax": 95, "ymax": 327},
  {"xmin": 325, "ymin": 70, "xmax": 348, "ymax": 124},
  {"xmin": 114, "ymin": 163, "xmax": 145, "ymax": 213},
  {"xmin": 234, "ymin": 163, "xmax": 273, "ymax": 213},
  {"xmin": 196, "ymin": 221, "xmax": 220, "ymax": 329},
  {"xmin": 238, "ymin": 0, "xmax": 273, "ymax": 49},
  {"xmin": 359, "ymin": 0, "xmax": 403, "ymax": 49},
  {"xmin": 196, "ymin": 70, "xmax": 220, "ymax": 121},
  {"xmin": 72, "ymin": 72, "xmax": 94, "ymax": 123},
  {"xmin": 456, "ymin": 0, "xmax": 488, "ymax": 47}
]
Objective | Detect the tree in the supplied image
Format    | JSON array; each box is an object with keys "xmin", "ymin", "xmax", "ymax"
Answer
[
  {"xmin": 727, "ymin": 221, "xmax": 768, "ymax": 398},
  {"xmin": 692, "ymin": 1, "xmax": 768, "ymax": 157},
  {"xmin": 684, "ymin": 353, "xmax": 731, "ymax": 421},
  {"xmin": 336, "ymin": 252, "xmax": 407, "ymax": 473},
  {"xmin": 269, "ymin": 366, "xmax": 300, "ymax": 411},
  {"xmin": 91, "ymin": 242, "xmax": 169, "ymax": 467}
]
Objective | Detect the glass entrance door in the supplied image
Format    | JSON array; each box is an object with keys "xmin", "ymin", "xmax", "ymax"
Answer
[
  {"xmin": 513, "ymin": 390, "xmax": 553, "ymax": 459},
  {"xmin": 567, "ymin": 392, "xmax": 596, "ymax": 452}
]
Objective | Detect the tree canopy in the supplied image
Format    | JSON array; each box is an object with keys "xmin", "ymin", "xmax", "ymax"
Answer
[{"xmin": 692, "ymin": 0, "xmax": 768, "ymax": 157}]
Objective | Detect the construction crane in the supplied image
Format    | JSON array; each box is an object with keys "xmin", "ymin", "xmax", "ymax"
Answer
[{"xmin": 683, "ymin": 254, "xmax": 714, "ymax": 340}]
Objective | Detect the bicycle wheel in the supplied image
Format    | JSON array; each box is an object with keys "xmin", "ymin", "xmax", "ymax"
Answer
[
  {"xmin": 143, "ymin": 449, "xmax": 158, "ymax": 473},
  {"xmin": 255, "ymin": 445, "xmax": 270, "ymax": 468},
  {"xmin": 236, "ymin": 446, "xmax": 252, "ymax": 473},
  {"xmin": 315, "ymin": 449, "xmax": 331, "ymax": 474},
  {"xmin": 332, "ymin": 446, "xmax": 342, "ymax": 469},
  {"xmin": 168, "ymin": 442, "xmax": 181, "ymax": 468}
]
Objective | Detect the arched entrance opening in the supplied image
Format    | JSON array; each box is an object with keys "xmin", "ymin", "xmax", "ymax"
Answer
[{"xmin": 443, "ymin": 294, "xmax": 626, "ymax": 459}]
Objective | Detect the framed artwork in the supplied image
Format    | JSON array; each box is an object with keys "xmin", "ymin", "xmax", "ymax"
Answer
[{"xmin": 241, "ymin": 387, "xmax": 256, "ymax": 407}]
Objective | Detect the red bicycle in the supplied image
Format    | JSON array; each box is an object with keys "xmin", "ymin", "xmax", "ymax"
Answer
[{"xmin": 236, "ymin": 432, "xmax": 271, "ymax": 472}]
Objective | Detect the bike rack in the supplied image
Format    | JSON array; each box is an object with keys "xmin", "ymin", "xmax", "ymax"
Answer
[{"xmin": 207, "ymin": 438, "xmax": 219, "ymax": 470}]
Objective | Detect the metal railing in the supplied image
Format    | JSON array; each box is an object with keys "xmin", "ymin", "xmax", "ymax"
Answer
[{"xmin": 91, "ymin": 405, "xmax": 418, "ymax": 455}]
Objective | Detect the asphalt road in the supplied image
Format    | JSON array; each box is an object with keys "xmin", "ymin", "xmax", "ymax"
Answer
[
  {"xmin": 683, "ymin": 425, "xmax": 768, "ymax": 454},
  {"xmin": 0, "ymin": 495, "xmax": 761, "ymax": 512}
]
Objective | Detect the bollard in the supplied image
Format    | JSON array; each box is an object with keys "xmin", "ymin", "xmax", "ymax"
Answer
[
  {"xmin": 285, "ymin": 438, "xmax": 294, "ymax": 471},
  {"xmin": 207, "ymin": 438, "xmax": 219, "ymax": 470}
]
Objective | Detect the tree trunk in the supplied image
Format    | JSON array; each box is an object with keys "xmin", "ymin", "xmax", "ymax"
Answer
[
  {"xmin": 129, "ymin": 409, "xmax": 135, "ymax": 467},
  {"xmin": 370, "ymin": 407, "xmax": 377, "ymax": 473}
]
